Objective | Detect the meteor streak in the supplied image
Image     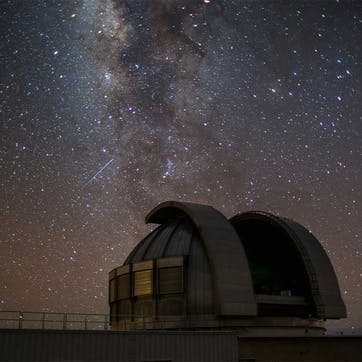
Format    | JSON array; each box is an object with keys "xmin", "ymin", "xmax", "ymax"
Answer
[{"xmin": 82, "ymin": 158, "xmax": 114, "ymax": 189}]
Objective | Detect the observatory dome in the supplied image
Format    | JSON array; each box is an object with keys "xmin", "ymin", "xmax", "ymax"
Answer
[{"xmin": 109, "ymin": 201, "xmax": 346, "ymax": 335}]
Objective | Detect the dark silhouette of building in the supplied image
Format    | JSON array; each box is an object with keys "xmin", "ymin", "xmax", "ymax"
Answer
[{"xmin": 109, "ymin": 201, "xmax": 346, "ymax": 336}]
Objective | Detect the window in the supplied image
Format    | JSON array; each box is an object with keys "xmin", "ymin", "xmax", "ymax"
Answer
[
  {"xmin": 109, "ymin": 278, "xmax": 117, "ymax": 302},
  {"xmin": 118, "ymin": 300, "xmax": 132, "ymax": 317},
  {"xmin": 134, "ymin": 270, "xmax": 153, "ymax": 296},
  {"xmin": 117, "ymin": 274, "xmax": 130, "ymax": 299},
  {"xmin": 134, "ymin": 299, "xmax": 154, "ymax": 316},
  {"xmin": 110, "ymin": 302, "xmax": 117, "ymax": 323},
  {"xmin": 159, "ymin": 298, "xmax": 183, "ymax": 315},
  {"xmin": 159, "ymin": 267, "xmax": 183, "ymax": 294}
]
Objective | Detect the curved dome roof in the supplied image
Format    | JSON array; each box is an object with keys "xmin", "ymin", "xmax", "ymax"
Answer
[
  {"xmin": 125, "ymin": 201, "xmax": 257, "ymax": 316},
  {"xmin": 230, "ymin": 211, "xmax": 347, "ymax": 319}
]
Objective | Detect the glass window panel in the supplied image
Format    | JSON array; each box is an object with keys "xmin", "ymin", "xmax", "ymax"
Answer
[
  {"xmin": 159, "ymin": 267, "xmax": 183, "ymax": 294},
  {"xmin": 117, "ymin": 274, "xmax": 130, "ymax": 300},
  {"xmin": 118, "ymin": 300, "xmax": 132, "ymax": 318},
  {"xmin": 109, "ymin": 279, "xmax": 117, "ymax": 302},
  {"xmin": 159, "ymin": 298, "xmax": 183, "ymax": 315},
  {"xmin": 110, "ymin": 302, "xmax": 117, "ymax": 323},
  {"xmin": 134, "ymin": 299, "xmax": 154, "ymax": 317},
  {"xmin": 134, "ymin": 270, "xmax": 152, "ymax": 296}
]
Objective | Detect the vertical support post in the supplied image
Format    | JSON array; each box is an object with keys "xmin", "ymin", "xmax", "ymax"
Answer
[
  {"xmin": 18, "ymin": 312, "xmax": 23, "ymax": 329},
  {"xmin": 63, "ymin": 313, "xmax": 67, "ymax": 330},
  {"xmin": 42, "ymin": 312, "xmax": 45, "ymax": 329},
  {"xmin": 85, "ymin": 315, "xmax": 88, "ymax": 330}
]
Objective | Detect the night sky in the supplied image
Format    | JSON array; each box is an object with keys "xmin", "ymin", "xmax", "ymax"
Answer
[{"xmin": 1, "ymin": 1, "xmax": 361, "ymax": 333}]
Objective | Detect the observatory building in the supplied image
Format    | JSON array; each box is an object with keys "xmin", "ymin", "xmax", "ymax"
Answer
[
  {"xmin": 109, "ymin": 201, "xmax": 346, "ymax": 336},
  {"xmin": 2, "ymin": 201, "xmax": 360, "ymax": 362}
]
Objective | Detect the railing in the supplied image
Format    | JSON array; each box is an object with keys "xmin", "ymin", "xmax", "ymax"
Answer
[
  {"xmin": 0, "ymin": 311, "xmax": 110, "ymax": 330},
  {"xmin": 0, "ymin": 311, "xmax": 225, "ymax": 331},
  {"xmin": 3, "ymin": 311, "xmax": 356, "ymax": 335}
]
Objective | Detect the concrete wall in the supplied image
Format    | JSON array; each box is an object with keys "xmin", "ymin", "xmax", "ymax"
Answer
[
  {"xmin": 238, "ymin": 336, "xmax": 362, "ymax": 362},
  {"xmin": 1, "ymin": 329, "xmax": 361, "ymax": 362},
  {"xmin": 0, "ymin": 329, "xmax": 238, "ymax": 362}
]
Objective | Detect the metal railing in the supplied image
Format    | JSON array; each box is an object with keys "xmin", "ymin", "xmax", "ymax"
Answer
[
  {"xmin": 4, "ymin": 311, "xmax": 354, "ymax": 334},
  {"xmin": 109, "ymin": 315, "xmax": 216, "ymax": 331},
  {"xmin": 0, "ymin": 311, "xmax": 220, "ymax": 331},
  {"xmin": 0, "ymin": 311, "xmax": 110, "ymax": 330}
]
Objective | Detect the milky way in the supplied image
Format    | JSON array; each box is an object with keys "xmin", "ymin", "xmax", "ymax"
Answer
[{"xmin": 1, "ymin": 0, "xmax": 361, "ymax": 333}]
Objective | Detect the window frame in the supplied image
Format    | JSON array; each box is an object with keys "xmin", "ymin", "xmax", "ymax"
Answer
[
  {"xmin": 117, "ymin": 273, "xmax": 131, "ymax": 300},
  {"xmin": 157, "ymin": 256, "xmax": 184, "ymax": 295},
  {"xmin": 109, "ymin": 278, "xmax": 117, "ymax": 303},
  {"xmin": 132, "ymin": 260, "xmax": 154, "ymax": 297},
  {"xmin": 158, "ymin": 266, "xmax": 184, "ymax": 295}
]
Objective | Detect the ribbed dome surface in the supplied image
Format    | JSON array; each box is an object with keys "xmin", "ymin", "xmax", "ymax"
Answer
[
  {"xmin": 125, "ymin": 217, "xmax": 214, "ymax": 315},
  {"xmin": 125, "ymin": 218, "xmax": 195, "ymax": 263}
]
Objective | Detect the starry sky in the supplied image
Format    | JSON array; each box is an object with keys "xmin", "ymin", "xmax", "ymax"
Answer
[{"xmin": 1, "ymin": 0, "xmax": 361, "ymax": 333}]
